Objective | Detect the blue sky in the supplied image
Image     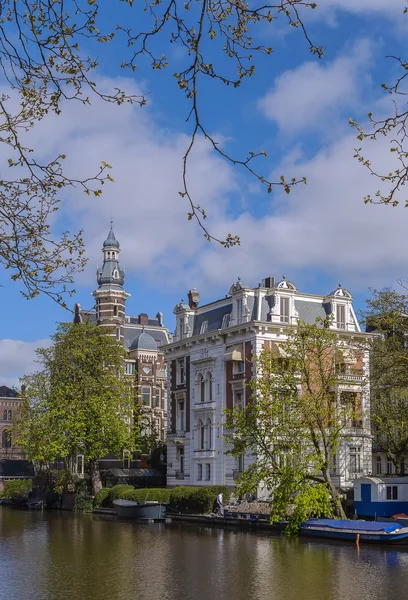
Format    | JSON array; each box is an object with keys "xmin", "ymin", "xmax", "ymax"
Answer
[{"xmin": 2, "ymin": 0, "xmax": 408, "ymax": 385}]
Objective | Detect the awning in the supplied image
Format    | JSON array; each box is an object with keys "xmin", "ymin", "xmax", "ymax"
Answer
[
  {"xmin": 270, "ymin": 342, "xmax": 289, "ymax": 358},
  {"xmin": 225, "ymin": 344, "xmax": 243, "ymax": 362}
]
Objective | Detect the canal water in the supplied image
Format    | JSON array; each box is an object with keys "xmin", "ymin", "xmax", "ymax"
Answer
[{"xmin": 1, "ymin": 508, "xmax": 408, "ymax": 600}]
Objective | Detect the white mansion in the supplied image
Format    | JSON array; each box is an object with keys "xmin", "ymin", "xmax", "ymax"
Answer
[{"xmin": 162, "ymin": 277, "xmax": 372, "ymax": 491}]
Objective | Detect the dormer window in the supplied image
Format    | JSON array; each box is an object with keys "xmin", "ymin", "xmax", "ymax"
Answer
[
  {"xmin": 236, "ymin": 298, "xmax": 243, "ymax": 324},
  {"xmin": 200, "ymin": 321, "xmax": 208, "ymax": 334},
  {"xmin": 221, "ymin": 313, "xmax": 230, "ymax": 329},
  {"xmin": 280, "ymin": 296, "xmax": 290, "ymax": 323},
  {"xmin": 113, "ymin": 269, "xmax": 119, "ymax": 279},
  {"xmin": 336, "ymin": 304, "xmax": 346, "ymax": 330}
]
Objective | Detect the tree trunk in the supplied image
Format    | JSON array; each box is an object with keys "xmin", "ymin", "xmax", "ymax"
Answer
[
  {"xmin": 324, "ymin": 469, "xmax": 346, "ymax": 519},
  {"xmin": 89, "ymin": 459, "xmax": 102, "ymax": 495}
]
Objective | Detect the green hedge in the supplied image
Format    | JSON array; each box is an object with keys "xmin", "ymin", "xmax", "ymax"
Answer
[
  {"xmin": 94, "ymin": 488, "xmax": 110, "ymax": 508},
  {"xmin": 169, "ymin": 486, "xmax": 230, "ymax": 514},
  {"xmin": 121, "ymin": 488, "xmax": 171, "ymax": 503},
  {"xmin": 2, "ymin": 479, "xmax": 32, "ymax": 500}
]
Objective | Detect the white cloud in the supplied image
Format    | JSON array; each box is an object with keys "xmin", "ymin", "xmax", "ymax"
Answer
[
  {"xmin": 0, "ymin": 339, "xmax": 50, "ymax": 387},
  {"xmin": 316, "ymin": 0, "xmax": 406, "ymax": 17},
  {"xmin": 258, "ymin": 39, "xmax": 372, "ymax": 135}
]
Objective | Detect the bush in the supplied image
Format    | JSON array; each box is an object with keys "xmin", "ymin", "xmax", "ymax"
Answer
[
  {"xmin": 2, "ymin": 479, "xmax": 32, "ymax": 500},
  {"xmin": 106, "ymin": 484, "xmax": 135, "ymax": 505},
  {"xmin": 94, "ymin": 488, "xmax": 110, "ymax": 508},
  {"xmin": 169, "ymin": 485, "xmax": 230, "ymax": 514},
  {"xmin": 121, "ymin": 488, "xmax": 171, "ymax": 503},
  {"xmin": 74, "ymin": 480, "xmax": 93, "ymax": 513}
]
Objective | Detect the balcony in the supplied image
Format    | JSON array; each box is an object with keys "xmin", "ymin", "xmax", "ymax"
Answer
[
  {"xmin": 193, "ymin": 449, "xmax": 216, "ymax": 459},
  {"xmin": 166, "ymin": 430, "xmax": 186, "ymax": 441},
  {"xmin": 193, "ymin": 400, "xmax": 216, "ymax": 411},
  {"xmin": 338, "ymin": 373, "xmax": 364, "ymax": 384}
]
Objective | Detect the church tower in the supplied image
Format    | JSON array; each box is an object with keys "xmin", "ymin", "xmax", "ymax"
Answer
[{"xmin": 91, "ymin": 223, "xmax": 130, "ymax": 344}]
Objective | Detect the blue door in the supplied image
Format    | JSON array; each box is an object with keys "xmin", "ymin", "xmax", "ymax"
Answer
[{"xmin": 361, "ymin": 483, "xmax": 371, "ymax": 513}]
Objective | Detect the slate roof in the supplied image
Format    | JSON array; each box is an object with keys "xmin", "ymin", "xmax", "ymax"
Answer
[
  {"xmin": 193, "ymin": 304, "xmax": 232, "ymax": 335},
  {"xmin": 124, "ymin": 325, "xmax": 169, "ymax": 349},
  {"xmin": 103, "ymin": 227, "xmax": 120, "ymax": 249},
  {"xmin": 0, "ymin": 386, "xmax": 19, "ymax": 398},
  {"xmin": 129, "ymin": 331, "xmax": 158, "ymax": 351},
  {"xmin": 295, "ymin": 300, "xmax": 331, "ymax": 324},
  {"xmin": 97, "ymin": 260, "xmax": 125, "ymax": 287}
]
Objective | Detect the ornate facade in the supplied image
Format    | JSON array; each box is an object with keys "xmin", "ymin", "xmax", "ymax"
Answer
[{"xmin": 163, "ymin": 277, "xmax": 372, "ymax": 491}]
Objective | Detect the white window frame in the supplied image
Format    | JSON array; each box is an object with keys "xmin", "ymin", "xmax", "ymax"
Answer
[
  {"xmin": 177, "ymin": 358, "xmax": 185, "ymax": 385},
  {"xmin": 197, "ymin": 463, "xmax": 203, "ymax": 481},
  {"xmin": 233, "ymin": 361, "xmax": 245, "ymax": 375},
  {"xmin": 349, "ymin": 446, "xmax": 362, "ymax": 474},
  {"xmin": 205, "ymin": 463, "xmax": 211, "ymax": 481},
  {"xmin": 236, "ymin": 298, "xmax": 243, "ymax": 324},
  {"xmin": 155, "ymin": 388, "xmax": 161, "ymax": 408},
  {"xmin": 280, "ymin": 296, "xmax": 290, "ymax": 323},
  {"xmin": 141, "ymin": 386, "xmax": 151, "ymax": 406},
  {"xmin": 336, "ymin": 304, "xmax": 346, "ymax": 330},
  {"xmin": 125, "ymin": 361, "xmax": 135, "ymax": 375},
  {"xmin": 221, "ymin": 313, "xmax": 230, "ymax": 329},
  {"xmin": 200, "ymin": 321, "xmax": 208, "ymax": 334},
  {"xmin": 178, "ymin": 400, "xmax": 185, "ymax": 431}
]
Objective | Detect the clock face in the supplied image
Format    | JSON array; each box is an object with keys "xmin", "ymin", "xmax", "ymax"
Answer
[{"xmin": 142, "ymin": 366, "xmax": 151, "ymax": 375}]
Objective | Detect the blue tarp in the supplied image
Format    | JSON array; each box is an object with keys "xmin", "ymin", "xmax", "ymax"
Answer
[{"xmin": 303, "ymin": 519, "xmax": 402, "ymax": 533}]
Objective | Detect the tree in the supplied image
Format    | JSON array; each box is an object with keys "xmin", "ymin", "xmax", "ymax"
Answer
[
  {"xmin": 351, "ymin": 6, "xmax": 408, "ymax": 208},
  {"xmin": 0, "ymin": 1, "xmax": 320, "ymax": 302},
  {"xmin": 16, "ymin": 321, "xmax": 138, "ymax": 494},
  {"xmin": 225, "ymin": 319, "xmax": 367, "ymax": 532},
  {"xmin": 364, "ymin": 288, "xmax": 408, "ymax": 475}
]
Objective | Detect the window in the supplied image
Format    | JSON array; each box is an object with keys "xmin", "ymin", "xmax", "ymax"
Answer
[
  {"xmin": 178, "ymin": 446, "xmax": 184, "ymax": 472},
  {"xmin": 178, "ymin": 318, "xmax": 184, "ymax": 339},
  {"xmin": 76, "ymin": 455, "xmax": 84, "ymax": 476},
  {"xmin": 125, "ymin": 362, "xmax": 135, "ymax": 375},
  {"xmin": 234, "ymin": 391, "xmax": 243, "ymax": 408},
  {"xmin": 178, "ymin": 400, "xmax": 185, "ymax": 431},
  {"xmin": 221, "ymin": 313, "xmax": 230, "ymax": 329},
  {"xmin": 234, "ymin": 361, "xmax": 245, "ymax": 374},
  {"xmin": 280, "ymin": 296, "xmax": 290, "ymax": 323},
  {"xmin": 113, "ymin": 269, "xmax": 119, "ymax": 279},
  {"xmin": 376, "ymin": 455, "xmax": 382, "ymax": 475},
  {"xmin": 205, "ymin": 463, "xmax": 211, "ymax": 481},
  {"xmin": 142, "ymin": 387, "xmax": 151, "ymax": 406},
  {"xmin": 387, "ymin": 459, "xmax": 393, "ymax": 475},
  {"xmin": 197, "ymin": 464, "xmax": 203, "ymax": 481},
  {"xmin": 386, "ymin": 486, "xmax": 398, "ymax": 500},
  {"xmin": 3, "ymin": 410, "xmax": 6, "ymax": 421},
  {"xmin": 155, "ymin": 389, "xmax": 161, "ymax": 408},
  {"xmin": 177, "ymin": 358, "xmax": 185, "ymax": 385},
  {"xmin": 113, "ymin": 304, "xmax": 118, "ymax": 317},
  {"xmin": 238, "ymin": 454, "xmax": 244, "ymax": 473},
  {"xmin": 1, "ymin": 430, "xmax": 11, "ymax": 448},
  {"xmin": 199, "ymin": 374, "xmax": 205, "ymax": 402},
  {"xmin": 7, "ymin": 410, "xmax": 11, "ymax": 421},
  {"xmin": 336, "ymin": 304, "xmax": 346, "ymax": 330},
  {"xmin": 206, "ymin": 372, "xmax": 213, "ymax": 401},
  {"xmin": 116, "ymin": 328, "xmax": 120, "ymax": 340},
  {"xmin": 207, "ymin": 418, "xmax": 212, "ymax": 449},
  {"xmin": 349, "ymin": 446, "xmax": 362, "ymax": 474},
  {"xmin": 236, "ymin": 298, "xmax": 243, "ymax": 324},
  {"xmin": 197, "ymin": 419, "xmax": 205, "ymax": 450},
  {"xmin": 200, "ymin": 321, "xmax": 208, "ymax": 334}
]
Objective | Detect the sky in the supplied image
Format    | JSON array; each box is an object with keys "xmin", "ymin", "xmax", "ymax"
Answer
[{"xmin": 2, "ymin": 0, "xmax": 408, "ymax": 387}]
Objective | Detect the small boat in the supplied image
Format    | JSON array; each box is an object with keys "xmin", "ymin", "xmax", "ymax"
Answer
[
  {"xmin": 300, "ymin": 518, "xmax": 408, "ymax": 545},
  {"xmin": 112, "ymin": 499, "xmax": 166, "ymax": 520}
]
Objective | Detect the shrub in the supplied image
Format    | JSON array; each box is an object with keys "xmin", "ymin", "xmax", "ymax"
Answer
[
  {"xmin": 121, "ymin": 488, "xmax": 171, "ymax": 503},
  {"xmin": 169, "ymin": 485, "xmax": 230, "ymax": 514},
  {"xmin": 2, "ymin": 479, "xmax": 32, "ymax": 500},
  {"xmin": 74, "ymin": 480, "xmax": 93, "ymax": 513},
  {"xmin": 94, "ymin": 488, "xmax": 110, "ymax": 508},
  {"xmin": 3, "ymin": 480, "xmax": 31, "ymax": 500},
  {"xmin": 106, "ymin": 484, "xmax": 135, "ymax": 504}
]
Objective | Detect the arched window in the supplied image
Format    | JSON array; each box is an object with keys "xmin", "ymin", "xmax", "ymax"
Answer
[
  {"xmin": 7, "ymin": 410, "xmax": 12, "ymax": 421},
  {"xmin": 2, "ymin": 430, "xmax": 11, "ymax": 448},
  {"xmin": 3, "ymin": 410, "xmax": 7, "ymax": 421},
  {"xmin": 207, "ymin": 418, "xmax": 212, "ymax": 449},
  {"xmin": 206, "ymin": 372, "xmax": 213, "ymax": 402},
  {"xmin": 197, "ymin": 419, "xmax": 205, "ymax": 450},
  {"xmin": 200, "ymin": 374, "xmax": 205, "ymax": 403}
]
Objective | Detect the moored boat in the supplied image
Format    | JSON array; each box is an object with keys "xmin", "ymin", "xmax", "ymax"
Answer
[
  {"xmin": 113, "ymin": 499, "xmax": 166, "ymax": 520},
  {"xmin": 300, "ymin": 518, "xmax": 408, "ymax": 544}
]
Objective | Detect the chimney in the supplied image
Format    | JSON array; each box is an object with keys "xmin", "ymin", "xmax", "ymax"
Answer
[
  {"xmin": 156, "ymin": 312, "xmax": 163, "ymax": 327},
  {"xmin": 188, "ymin": 288, "xmax": 200, "ymax": 309},
  {"xmin": 139, "ymin": 313, "xmax": 149, "ymax": 326},
  {"xmin": 261, "ymin": 276, "xmax": 275, "ymax": 289}
]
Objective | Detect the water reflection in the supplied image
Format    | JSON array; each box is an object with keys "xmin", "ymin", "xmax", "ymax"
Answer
[{"xmin": 1, "ymin": 509, "xmax": 408, "ymax": 600}]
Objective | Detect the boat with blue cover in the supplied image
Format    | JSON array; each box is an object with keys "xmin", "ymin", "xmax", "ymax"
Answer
[
  {"xmin": 300, "ymin": 519, "xmax": 408, "ymax": 545},
  {"xmin": 112, "ymin": 499, "xmax": 166, "ymax": 520}
]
